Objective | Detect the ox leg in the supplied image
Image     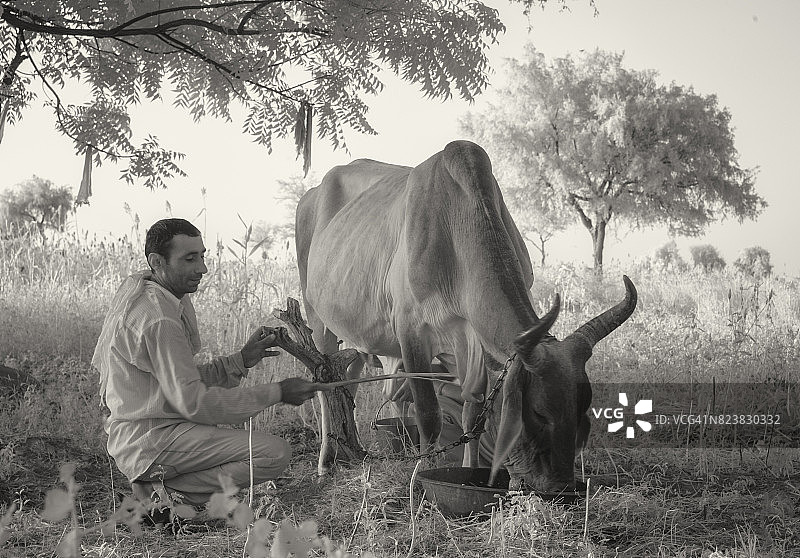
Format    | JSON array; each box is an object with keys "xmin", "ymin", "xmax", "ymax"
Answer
[
  {"xmin": 452, "ymin": 327, "xmax": 488, "ymax": 468},
  {"xmin": 461, "ymin": 401, "xmax": 482, "ymax": 468},
  {"xmin": 400, "ymin": 336, "xmax": 441, "ymax": 452}
]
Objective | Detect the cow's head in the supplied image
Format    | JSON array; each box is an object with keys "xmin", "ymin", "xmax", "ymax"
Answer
[{"xmin": 490, "ymin": 276, "xmax": 637, "ymax": 492}]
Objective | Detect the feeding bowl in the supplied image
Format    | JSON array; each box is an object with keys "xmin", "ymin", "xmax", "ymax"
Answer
[{"xmin": 416, "ymin": 467, "xmax": 586, "ymax": 518}]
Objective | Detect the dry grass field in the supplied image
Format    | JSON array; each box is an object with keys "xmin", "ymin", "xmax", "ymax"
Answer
[{"xmin": 1, "ymin": 230, "xmax": 798, "ymax": 557}]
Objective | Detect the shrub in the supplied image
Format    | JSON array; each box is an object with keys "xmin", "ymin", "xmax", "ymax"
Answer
[
  {"xmin": 690, "ymin": 244, "xmax": 726, "ymax": 272},
  {"xmin": 733, "ymin": 246, "xmax": 772, "ymax": 278},
  {"xmin": 651, "ymin": 240, "xmax": 686, "ymax": 270}
]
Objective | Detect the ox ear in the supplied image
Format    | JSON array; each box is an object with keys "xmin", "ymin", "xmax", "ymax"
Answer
[
  {"xmin": 490, "ymin": 359, "xmax": 525, "ymax": 487},
  {"xmin": 513, "ymin": 294, "xmax": 561, "ymax": 363}
]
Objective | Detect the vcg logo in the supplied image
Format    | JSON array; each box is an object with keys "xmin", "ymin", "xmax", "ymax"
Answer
[{"xmin": 591, "ymin": 393, "xmax": 653, "ymax": 439}]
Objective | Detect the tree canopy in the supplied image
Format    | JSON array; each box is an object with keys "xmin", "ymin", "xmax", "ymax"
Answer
[
  {"xmin": 734, "ymin": 246, "xmax": 772, "ymax": 278},
  {"xmin": 460, "ymin": 46, "xmax": 766, "ymax": 269},
  {"xmin": 690, "ymin": 244, "xmax": 726, "ymax": 272},
  {"xmin": 0, "ymin": 175, "xmax": 73, "ymax": 237},
  {"xmin": 0, "ymin": 0, "xmax": 550, "ymax": 199}
]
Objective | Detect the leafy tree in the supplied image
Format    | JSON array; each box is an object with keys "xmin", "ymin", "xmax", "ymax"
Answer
[
  {"xmin": 734, "ymin": 246, "xmax": 772, "ymax": 278},
  {"xmin": 503, "ymin": 178, "xmax": 569, "ymax": 267},
  {"xmin": 0, "ymin": 0, "xmax": 550, "ymax": 198},
  {"xmin": 460, "ymin": 46, "xmax": 765, "ymax": 270},
  {"xmin": 276, "ymin": 173, "xmax": 316, "ymax": 221},
  {"xmin": 0, "ymin": 175, "xmax": 73, "ymax": 237},
  {"xmin": 651, "ymin": 239, "xmax": 686, "ymax": 270},
  {"xmin": 690, "ymin": 244, "xmax": 726, "ymax": 272}
]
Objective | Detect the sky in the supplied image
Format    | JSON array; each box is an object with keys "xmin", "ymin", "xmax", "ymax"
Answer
[{"xmin": 0, "ymin": 0, "xmax": 797, "ymax": 275}]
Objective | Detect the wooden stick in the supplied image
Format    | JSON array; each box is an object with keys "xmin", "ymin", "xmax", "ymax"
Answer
[{"xmin": 311, "ymin": 372, "xmax": 453, "ymax": 391}]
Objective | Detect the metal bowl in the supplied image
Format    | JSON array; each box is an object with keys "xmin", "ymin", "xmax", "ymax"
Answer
[{"xmin": 416, "ymin": 467, "xmax": 586, "ymax": 518}]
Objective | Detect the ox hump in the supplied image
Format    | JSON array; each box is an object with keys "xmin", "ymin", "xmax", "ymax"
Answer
[{"xmin": 441, "ymin": 140, "xmax": 496, "ymax": 199}]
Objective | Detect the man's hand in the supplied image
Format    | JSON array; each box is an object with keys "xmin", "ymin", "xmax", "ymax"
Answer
[
  {"xmin": 279, "ymin": 377, "xmax": 321, "ymax": 406},
  {"xmin": 241, "ymin": 326, "xmax": 281, "ymax": 368}
]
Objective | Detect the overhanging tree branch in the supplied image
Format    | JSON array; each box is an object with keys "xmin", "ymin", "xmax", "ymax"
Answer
[
  {"xmin": 2, "ymin": 3, "xmax": 331, "ymax": 39},
  {"xmin": 2, "ymin": 0, "xmax": 512, "ymax": 196}
]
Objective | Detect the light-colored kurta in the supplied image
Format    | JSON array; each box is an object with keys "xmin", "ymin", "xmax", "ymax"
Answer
[{"xmin": 92, "ymin": 271, "xmax": 281, "ymax": 480}]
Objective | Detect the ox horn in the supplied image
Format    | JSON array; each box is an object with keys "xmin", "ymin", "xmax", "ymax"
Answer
[
  {"xmin": 513, "ymin": 294, "xmax": 561, "ymax": 362},
  {"xmin": 570, "ymin": 275, "xmax": 637, "ymax": 348}
]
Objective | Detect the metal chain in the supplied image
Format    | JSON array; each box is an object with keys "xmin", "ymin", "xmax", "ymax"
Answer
[{"xmin": 383, "ymin": 354, "xmax": 516, "ymax": 462}]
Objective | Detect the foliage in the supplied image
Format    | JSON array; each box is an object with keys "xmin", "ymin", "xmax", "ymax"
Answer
[
  {"xmin": 0, "ymin": 175, "xmax": 73, "ymax": 237},
  {"xmin": 691, "ymin": 243, "xmax": 726, "ymax": 272},
  {"xmin": 0, "ymin": 0, "xmax": 546, "ymax": 194},
  {"xmin": 651, "ymin": 239, "xmax": 686, "ymax": 270},
  {"xmin": 271, "ymin": 172, "xmax": 317, "ymax": 239},
  {"xmin": 37, "ymin": 464, "xmax": 375, "ymax": 558},
  {"xmin": 460, "ymin": 46, "xmax": 765, "ymax": 269},
  {"xmin": 734, "ymin": 246, "xmax": 772, "ymax": 278},
  {"xmin": 504, "ymin": 178, "xmax": 570, "ymax": 267}
]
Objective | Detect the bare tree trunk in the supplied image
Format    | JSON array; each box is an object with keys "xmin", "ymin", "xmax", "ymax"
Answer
[
  {"xmin": 272, "ymin": 298, "xmax": 366, "ymax": 476},
  {"xmin": 538, "ymin": 234, "xmax": 547, "ymax": 267},
  {"xmin": 592, "ymin": 218, "xmax": 606, "ymax": 272},
  {"xmin": 568, "ymin": 194, "xmax": 607, "ymax": 273}
]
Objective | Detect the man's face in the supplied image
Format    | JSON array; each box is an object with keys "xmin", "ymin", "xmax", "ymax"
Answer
[{"xmin": 151, "ymin": 234, "xmax": 207, "ymax": 298}]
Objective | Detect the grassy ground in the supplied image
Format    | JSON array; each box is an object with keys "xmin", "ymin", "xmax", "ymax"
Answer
[{"xmin": 1, "ymin": 231, "xmax": 798, "ymax": 557}]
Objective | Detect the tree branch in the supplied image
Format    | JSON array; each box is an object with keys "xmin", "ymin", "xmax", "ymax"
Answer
[
  {"xmin": 155, "ymin": 31, "xmax": 303, "ymax": 104},
  {"xmin": 271, "ymin": 300, "xmax": 359, "ymax": 382},
  {"xmin": 3, "ymin": 3, "xmax": 331, "ymax": 39},
  {"xmin": 19, "ymin": 33, "xmax": 134, "ymax": 161},
  {"xmin": 271, "ymin": 297, "xmax": 366, "ymax": 472},
  {"xmin": 567, "ymin": 193, "xmax": 593, "ymax": 231},
  {"xmin": 0, "ymin": 32, "xmax": 27, "ymax": 87}
]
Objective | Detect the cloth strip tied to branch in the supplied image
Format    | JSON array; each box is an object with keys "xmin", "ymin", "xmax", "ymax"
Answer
[
  {"xmin": 76, "ymin": 145, "xmax": 93, "ymax": 206},
  {"xmin": 294, "ymin": 101, "xmax": 312, "ymax": 176}
]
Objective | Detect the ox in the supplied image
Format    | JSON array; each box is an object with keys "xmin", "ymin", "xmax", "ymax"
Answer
[{"xmin": 296, "ymin": 140, "xmax": 637, "ymax": 491}]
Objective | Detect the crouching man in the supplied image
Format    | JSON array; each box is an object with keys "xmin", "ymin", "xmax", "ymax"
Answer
[{"xmin": 92, "ymin": 218, "xmax": 320, "ymax": 511}]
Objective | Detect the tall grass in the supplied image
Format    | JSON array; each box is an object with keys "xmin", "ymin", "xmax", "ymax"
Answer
[
  {"xmin": 1, "ymin": 228, "xmax": 799, "ymax": 557},
  {"xmin": 3, "ymin": 229, "xmax": 799, "ymax": 403},
  {"xmin": 2, "ymin": 228, "xmax": 799, "ymax": 438}
]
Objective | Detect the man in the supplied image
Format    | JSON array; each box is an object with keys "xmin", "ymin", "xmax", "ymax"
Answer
[{"xmin": 92, "ymin": 218, "xmax": 320, "ymax": 511}]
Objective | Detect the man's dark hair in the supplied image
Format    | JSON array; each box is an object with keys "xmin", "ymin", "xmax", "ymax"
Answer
[{"xmin": 145, "ymin": 218, "xmax": 202, "ymax": 260}]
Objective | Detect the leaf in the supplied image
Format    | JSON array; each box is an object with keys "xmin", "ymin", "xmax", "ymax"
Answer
[
  {"xmin": 271, "ymin": 520, "xmax": 318, "ymax": 558},
  {"xmin": 100, "ymin": 521, "xmax": 117, "ymax": 537},
  {"xmin": 207, "ymin": 492, "xmax": 235, "ymax": 519},
  {"xmin": 232, "ymin": 502, "xmax": 254, "ymax": 530},
  {"xmin": 55, "ymin": 529, "xmax": 81, "ymax": 558},
  {"xmin": 232, "ymin": 238, "xmax": 246, "ymax": 250},
  {"xmin": 249, "ymin": 238, "xmax": 268, "ymax": 257},
  {"xmin": 59, "ymin": 462, "xmax": 77, "ymax": 484},
  {"xmin": 245, "ymin": 518, "xmax": 273, "ymax": 558},
  {"xmin": 252, "ymin": 518, "xmax": 273, "ymax": 539},
  {"xmin": 0, "ymin": 501, "xmax": 16, "ymax": 546},
  {"xmin": 42, "ymin": 488, "xmax": 72, "ymax": 522},
  {"xmin": 218, "ymin": 472, "xmax": 239, "ymax": 497}
]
